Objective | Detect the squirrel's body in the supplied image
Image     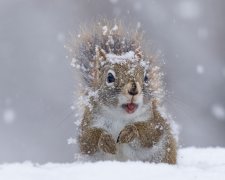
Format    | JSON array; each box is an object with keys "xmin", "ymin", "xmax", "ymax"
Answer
[
  {"xmin": 81, "ymin": 104, "xmax": 176, "ymax": 163},
  {"xmin": 69, "ymin": 21, "xmax": 177, "ymax": 164}
]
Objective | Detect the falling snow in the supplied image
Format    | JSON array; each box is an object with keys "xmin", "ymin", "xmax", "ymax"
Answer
[
  {"xmin": 67, "ymin": 137, "xmax": 77, "ymax": 145},
  {"xmin": 211, "ymin": 104, "xmax": 225, "ymax": 121},
  {"xmin": 109, "ymin": 0, "xmax": 118, "ymax": 4},
  {"xmin": 57, "ymin": 32, "xmax": 65, "ymax": 43},
  {"xmin": 176, "ymin": 1, "xmax": 200, "ymax": 19},
  {"xmin": 102, "ymin": 26, "xmax": 108, "ymax": 35},
  {"xmin": 196, "ymin": 65, "xmax": 204, "ymax": 74},
  {"xmin": 111, "ymin": 24, "xmax": 118, "ymax": 31},
  {"xmin": 3, "ymin": 108, "xmax": 16, "ymax": 124}
]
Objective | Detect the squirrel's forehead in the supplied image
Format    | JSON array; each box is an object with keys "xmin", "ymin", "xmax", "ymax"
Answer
[{"xmin": 108, "ymin": 62, "xmax": 144, "ymax": 74}]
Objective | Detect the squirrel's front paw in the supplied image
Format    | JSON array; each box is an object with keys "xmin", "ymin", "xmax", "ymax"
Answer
[
  {"xmin": 98, "ymin": 133, "xmax": 117, "ymax": 154},
  {"xmin": 117, "ymin": 124, "xmax": 139, "ymax": 144}
]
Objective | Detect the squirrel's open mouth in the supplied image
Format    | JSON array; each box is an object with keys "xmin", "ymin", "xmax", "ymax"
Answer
[{"xmin": 122, "ymin": 103, "xmax": 138, "ymax": 114}]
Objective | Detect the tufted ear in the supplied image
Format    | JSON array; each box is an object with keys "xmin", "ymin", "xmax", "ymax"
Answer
[
  {"xmin": 95, "ymin": 46, "xmax": 106, "ymax": 61},
  {"xmin": 134, "ymin": 46, "xmax": 143, "ymax": 60},
  {"xmin": 91, "ymin": 46, "xmax": 106, "ymax": 90}
]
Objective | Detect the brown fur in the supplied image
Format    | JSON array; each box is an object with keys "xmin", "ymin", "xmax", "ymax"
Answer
[{"xmin": 70, "ymin": 20, "xmax": 177, "ymax": 164}]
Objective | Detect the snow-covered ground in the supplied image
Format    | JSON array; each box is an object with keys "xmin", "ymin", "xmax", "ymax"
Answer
[{"xmin": 0, "ymin": 148, "xmax": 225, "ymax": 180}]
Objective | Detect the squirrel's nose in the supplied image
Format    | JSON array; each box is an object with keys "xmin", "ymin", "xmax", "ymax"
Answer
[{"xmin": 128, "ymin": 82, "xmax": 138, "ymax": 96}]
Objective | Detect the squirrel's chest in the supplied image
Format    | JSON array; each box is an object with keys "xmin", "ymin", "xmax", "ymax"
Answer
[{"xmin": 91, "ymin": 110, "xmax": 150, "ymax": 139}]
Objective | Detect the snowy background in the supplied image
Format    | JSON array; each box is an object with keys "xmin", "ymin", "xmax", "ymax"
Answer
[{"xmin": 0, "ymin": 0, "xmax": 225, "ymax": 164}]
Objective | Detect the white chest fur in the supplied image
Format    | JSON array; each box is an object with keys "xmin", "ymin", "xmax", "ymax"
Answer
[{"xmin": 91, "ymin": 105, "xmax": 150, "ymax": 139}]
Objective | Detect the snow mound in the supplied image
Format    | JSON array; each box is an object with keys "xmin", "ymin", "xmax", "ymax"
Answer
[{"xmin": 1, "ymin": 148, "xmax": 225, "ymax": 180}]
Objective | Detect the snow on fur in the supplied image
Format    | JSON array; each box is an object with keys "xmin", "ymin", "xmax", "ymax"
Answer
[
  {"xmin": 68, "ymin": 22, "xmax": 170, "ymax": 162},
  {"xmin": 0, "ymin": 148, "xmax": 225, "ymax": 180}
]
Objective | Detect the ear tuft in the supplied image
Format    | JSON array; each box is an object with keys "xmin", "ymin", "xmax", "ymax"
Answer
[
  {"xmin": 95, "ymin": 46, "xmax": 106, "ymax": 61},
  {"xmin": 134, "ymin": 46, "xmax": 143, "ymax": 60}
]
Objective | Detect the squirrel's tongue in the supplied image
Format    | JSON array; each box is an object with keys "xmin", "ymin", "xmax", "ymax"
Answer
[
  {"xmin": 127, "ymin": 103, "xmax": 136, "ymax": 110},
  {"xmin": 124, "ymin": 103, "xmax": 137, "ymax": 114}
]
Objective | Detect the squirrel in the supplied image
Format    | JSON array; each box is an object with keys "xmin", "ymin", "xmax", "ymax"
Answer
[{"xmin": 68, "ymin": 20, "xmax": 177, "ymax": 164}]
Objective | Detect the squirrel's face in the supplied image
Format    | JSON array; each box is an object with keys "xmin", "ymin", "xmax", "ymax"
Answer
[{"xmin": 98, "ymin": 62, "xmax": 151, "ymax": 116}]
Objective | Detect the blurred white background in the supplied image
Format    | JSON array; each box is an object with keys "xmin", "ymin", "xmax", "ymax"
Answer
[{"xmin": 0, "ymin": 0, "xmax": 225, "ymax": 163}]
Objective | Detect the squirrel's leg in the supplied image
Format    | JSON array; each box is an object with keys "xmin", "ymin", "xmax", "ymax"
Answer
[
  {"xmin": 117, "ymin": 121, "xmax": 163, "ymax": 148},
  {"xmin": 162, "ymin": 133, "xmax": 177, "ymax": 164},
  {"xmin": 79, "ymin": 128, "xmax": 117, "ymax": 155},
  {"xmin": 151, "ymin": 100, "xmax": 177, "ymax": 164}
]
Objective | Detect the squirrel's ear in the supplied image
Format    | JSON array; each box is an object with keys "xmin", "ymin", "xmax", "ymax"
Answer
[
  {"xmin": 134, "ymin": 47, "xmax": 143, "ymax": 60},
  {"xmin": 91, "ymin": 46, "xmax": 106, "ymax": 90},
  {"xmin": 95, "ymin": 46, "xmax": 106, "ymax": 61}
]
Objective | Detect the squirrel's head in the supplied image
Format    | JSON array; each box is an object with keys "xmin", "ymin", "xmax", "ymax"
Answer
[
  {"xmin": 69, "ymin": 21, "xmax": 163, "ymax": 117},
  {"xmin": 94, "ymin": 47, "xmax": 162, "ymax": 117}
]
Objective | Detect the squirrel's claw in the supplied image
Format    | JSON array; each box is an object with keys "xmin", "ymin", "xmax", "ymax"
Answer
[
  {"xmin": 98, "ymin": 133, "xmax": 117, "ymax": 154},
  {"xmin": 117, "ymin": 124, "xmax": 138, "ymax": 144}
]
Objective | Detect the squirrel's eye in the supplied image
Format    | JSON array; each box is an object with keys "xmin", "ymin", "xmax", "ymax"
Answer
[
  {"xmin": 106, "ymin": 70, "xmax": 116, "ymax": 86},
  {"xmin": 144, "ymin": 75, "xmax": 148, "ymax": 83},
  {"xmin": 107, "ymin": 73, "xmax": 115, "ymax": 83}
]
